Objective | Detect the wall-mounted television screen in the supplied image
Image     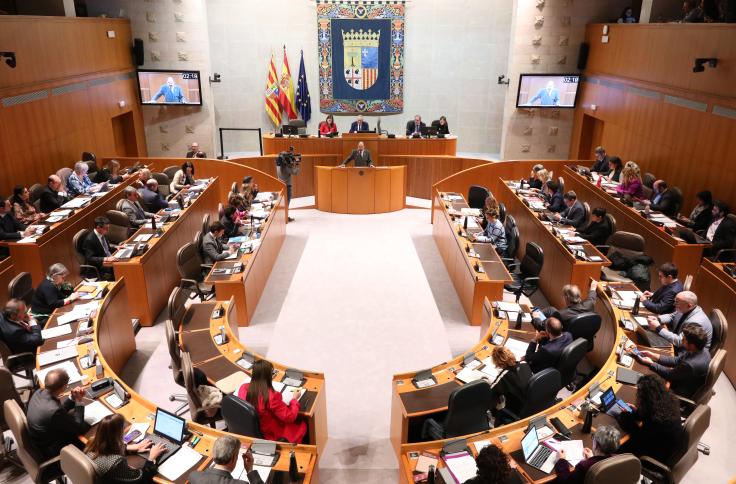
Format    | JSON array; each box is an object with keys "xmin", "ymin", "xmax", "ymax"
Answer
[
  {"xmin": 516, "ymin": 74, "xmax": 580, "ymax": 108},
  {"xmin": 137, "ymin": 69, "xmax": 202, "ymax": 106}
]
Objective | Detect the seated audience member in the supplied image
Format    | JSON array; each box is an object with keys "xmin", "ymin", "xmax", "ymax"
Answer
[
  {"xmin": 186, "ymin": 142, "xmax": 206, "ymax": 159},
  {"xmin": 348, "ymin": 115, "xmax": 369, "ymax": 133},
  {"xmin": 140, "ymin": 179, "xmax": 169, "ymax": 212},
  {"xmin": 633, "ymin": 323, "xmax": 710, "ymax": 398},
  {"xmin": 577, "ymin": 207, "xmax": 612, "ymax": 246},
  {"xmin": 533, "ymin": 280, "xmax": 598, "ymax": 329},
  {"xmin": 464, "ymin": 444, "xmax": 522, "ymax": 484},
  {"xmin": 190, "ymin": 436, "xmax": 264, "ymax": 484},
  {"xmin": 405, "ymin": 114, "xmax": 426, "ymax": 136},
  {"xmin": 27, "ymin": 368, "xmax": 91, "ymax": 459},
  {"xmin": 137, "ymin": 168, "xmax": 152, "ymax": 186},
  {"xmin": 30, "ymin": 263, "xmax": 79, "ymax": 320},
  {"xmin": 523, "ymin": 317, "xmax": 573, "ymax": 373},
  {"xmin": 66, "ymin": 161, "xmax": 95, "ymax": 197},
  {"xmin": 643, "ymin": 180, "xmax": 681, "ymax": 217},
  {"xmin": 237, "ymin": 360, "xmax": 307, "ymax": 444},
  {"xmin": 170, "ymin": 161, "xmax": 196, "ymax": 193},
  {"xmin": 555, "ymin": 425, "xmax": 621, "ymax": 484},
  {"xmin": 553, "ymin": 191, "xmax": 586, "ymax": 228},
  {"xmin": 677, "ymin": 190, "xmax": 713, "ymax": 232},
  {"xmin": 590, "ymin": 146, "xmax": 610, "ymax": 174},
  {"xmin": 120, "ymin": 186, "xmax": 155, "ymax": 228},
  {"xmin": 432, "ymin": 115, "xmax": 450, "ymax": 135},
  {"xmin": 0, "ymin": 299, "xmax": 43, "ymax": 354},
  {"xmin": 488, "ymin": 346, "xmax": 532, "ymax": 418},
  {"xmin": 40, "ymin": 174, "xmax": 69, "ymax": 213},
  {"xmin": 617, "ymin": 6, "xmax": 638, "ymax": 22},
  {"xmin": 646, "ymin": 290, "xmax": 712, "ymax": 350},
  {"xmin": 0, "ymin": 197, "xmax": 33, "ymax": 257},
  {"xmin": 682, "ymin": 0, "xmax": 704, "ymax": 22},
  {"xmin": 94, "ymin": 159, "xmax": 127, "ymax": 184},
  {"xmin": 527, "ymin": 164, "xmax": 545, "ymax": 189},
  {"xmin": 704, "ymin": 201, "xmax": 736, "ymax": 260},
  {"xmin": 240, "ymin": 176, "xmax": 259, "ymax": 205},
  {"xmin": 85, "ymin": 413, "xmax": 165, "ymax": 484},
  {"xmin": 606, "ymin": 156, "xmax": 623, "ymax": 183},
  {"xmin": 202, "ymin": 222, "xmax": 233, "ymax": 265},
  {"xmin": 11, "ymin": 185, "xmax": 43, "ymax": 225},
  {"xmin": 220, "ymin": 206, "xmax": 241, "ymax": 238},
  {"xmin": 83, "ymin": 216, "xmax": 116, "ymax": 280},
  {"xmin": 616, "ymin": 374, "xmax": 685, "ymax": 462},
  {"xmin": 228, "ymin": 194, "xmax": 248, "ymax": 223},
  {"xmin": 318, "ymin": 114, "xmax": 339, "ymax": 136},
  {"xmin": 639, "ymin": 262, "xmax": 683, "ymax": 314},
  {"xmin": 544, "ymin": 180, "xmax": 565, "ymax": 213},
  {"xmin": 615, "ymin": 161, "xmax": 645, "ymax": 200},
  {"xmin": 472, "ymin": 209, "xmax": 508, "ymax": 257}
]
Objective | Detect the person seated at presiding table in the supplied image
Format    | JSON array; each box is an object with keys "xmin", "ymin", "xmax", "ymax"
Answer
[
  {"xmin": 186, "ymin": 141, "xmax": 206, "ymax": 159},
  {"xmin": 139, "ymin": 178, "xmax": 169, "ymax": 213},
  {"xmin": 405, "ymin": 114, "xmax": 426, "ymax": 137},
  {"xmin": 85, "ymin": 413, "xmax": 166, "ymax": 484},
  {"xmin": 590, "ymin": 146, "xmax": 610, "ymax": 175},
  {"xmin": 83, "ymin": 216, "xmax": 117, "ymax": 280},
  {"xmin": 526, "ymin": 164, "xmax": 545, "ymax": 189},
  {"xmin": 523, "ymin": 317, "xmax": 573, "ymax": 373},
  {"xmin": 66, "ymin": 161, "xmax": 96, "ymax": 197},
  {"xmin": 170, "ymin": 161, "xmax": 196, "ymax": 193},
  {"xmin": 120, "ymin": 186, "xmax": 155, "ymax": 228},
  {"xmin": 615, "ymin": 161, "xmax": 645, "ymax": 200},
  {"xmin": 0, "ymin": 299, "xmax": 43, "ymax": 354},
  {"xmin": 488, "ymin": 346, "xmax": 532, "ymax": 419},
  {"xmin": 39, "ymin": 174, "xmax": 70, "ymax": 213},
  {"xmin": 220, "ymin": 206, "xmax": 242, "ymax": 238},
  {"xmin": 318, "ymin": 114, "xmax": 339, "ymax": 136},
  {"xmin": 615, "ymin": 374, "xmax": 685, "ymax": 462},
  {"xmin": 27, "ymin": 368, "xmax": 91, "ymax": 460},
  {"xmin": 471, "ymin": 209, "xmax": 508, "ymax": 257},
  {"xmin": 677, "ymin": 190, "xmax": 712, "ymax": 233},
  {"xmin": 577, "ymin": 207, "xmax": 612, "ymax": 246},
  {"xmin": 638, "ymin": 262, "xmax": 683, "ymax": 314},
  {"xmin": 554, "ymin": 425, "xmax": 621, "ymax": 484},
  {"xmin": 11, "ymin": 185, "xmax": 43, "ymax": 225},
  {"xmin": 30, "ymin": 263, "xmax": 79, "ymax": 321},
  {"xmin": 203, "ymin": 222, "xmax": 233, "ymax": 265},
  {"xmin": 432, "ymin": 115, "xmax": 450, "ymax": 135},
  {"xmin": 605, "ymin": 156, "xmax": 623, "ymax": 183},
  {"xmin": 237, "ymin": 359, "xmax": 307, "ymax": 444},
  {"xmin": 632, "ymin": 323, "xmax": 711, "ymax": 398},
  {"xmin": 553, "ymin": 191, "xmax": 586, "ymax": 228},
  {"xmin": 704, "ymin": 200, "xmax": 736, "ymax": 260},
  {"xmin": 532, "ymin": 280, "xmax": 598, "ymax": 330},
  {"xmin": 463, "ymin": 443, "xmax": 523, "ymax": 484},
  {"xmin": 642, "ymin": 180, "xmax": 682, "ymax": 217},
  {"xmin": 189, "ymin": 435, "xmax": 265, "ymax": 484},
  {"xmin": 544, "ymin": 180, "xmax": 565, "ymax": 213},
  {"xmin": 348, "ymin": 115, "xmax": 369, "ymax": 133},
  {"xmin": 645, "ymin": 290, "xmax": 712, "ymax": 350},
  {"xmin": 94, "ymin": 159, "xmax": 128, "ymax": 184}
]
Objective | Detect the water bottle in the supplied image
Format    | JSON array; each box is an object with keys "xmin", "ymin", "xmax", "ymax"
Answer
[
  {"xmin": 427, "ymin": 465, "xmax": 435, "ymax": 484},
  {"xmin": 515, "ymin": 311, "xmax": 523, "ymax": 330},
  {"xmin": 289, "ymin": 450, "xmax": 298, "ymax": 481}
]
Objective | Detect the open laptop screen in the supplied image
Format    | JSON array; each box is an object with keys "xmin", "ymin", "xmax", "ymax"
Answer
[
  {"xmin": 521, "ymin": 425, "xmax": 539, "ymax": 461},
  {"xmin": 154, "ymin": 407, "xmax": 186, "ymax": 443}
]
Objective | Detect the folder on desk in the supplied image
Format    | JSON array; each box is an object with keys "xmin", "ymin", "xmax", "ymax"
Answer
[
  {"xmin": 37, "ymin": 346, "xmax": 78, "ymax": 367},
  {"xmin": 215, "ymin": 371, "xmax": 248, "ymax": 394}
]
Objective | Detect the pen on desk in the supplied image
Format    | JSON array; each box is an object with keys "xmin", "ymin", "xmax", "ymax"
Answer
[{"xmin": 190, "ymin": 429, "xmax": 203, "ymax": 436}]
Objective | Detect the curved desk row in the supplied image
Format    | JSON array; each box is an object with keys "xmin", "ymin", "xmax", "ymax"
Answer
[{"xmin": 36, "ymin": 279, "xmax": 319, "ymax": 483}]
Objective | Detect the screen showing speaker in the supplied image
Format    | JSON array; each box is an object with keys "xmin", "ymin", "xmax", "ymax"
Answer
[
  {"xmin": 516, "ymin": 74, "xmax": 580, "ymax": 109},
  {"xmin": 137, "ymin": 69, "xmax": 202, "ymax": 106}
]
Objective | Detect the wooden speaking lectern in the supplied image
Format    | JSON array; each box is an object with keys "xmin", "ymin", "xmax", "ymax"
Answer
[{"xmin": 315, "ymin": 165, "xmax": 406, "ymax": 214}]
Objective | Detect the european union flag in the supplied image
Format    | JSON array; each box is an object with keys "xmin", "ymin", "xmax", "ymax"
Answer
[{"xmin": 296, "ymin": 50, "xmax": 311, "ymax": 123}]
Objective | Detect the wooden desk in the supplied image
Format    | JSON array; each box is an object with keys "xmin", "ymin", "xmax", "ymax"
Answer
[
  {"xmin": 6, "ymin": 175, "xmax": 139, "ymax": 284},
  {"xmin": 495, "ymin": 180, "xmax": 609, "ymax": 309},
  {"xmin": 177, "ymin": 298, "xmax": 328, "ymax": 457},
  {"xmin": 205, "ymin": 190, "xmax": 287, "ymax": 327},
  {"xmin": 262, "ymin": 133, "xmax": 457, "ymax": 157},
  {"xmin": 563, "ymin": 167, "xmax": 707, "ymax": 288},
  {"xmin": 36, "ymin": 279, "xmax": 319, "ymax": 483},
  {"xmin": 314, "ymin": 166, "xmax": 405, "ymax": 214},
  {"xmin": 0, "ymin": 258, "xmax": 16, "ymax": 308},
  {"xmin": 431, "ymin": 192, "xmax": 513, "ymax": 325},
  {"xmin": 112, "ymin": 179, "xmax": 220, "ymax": 326}
]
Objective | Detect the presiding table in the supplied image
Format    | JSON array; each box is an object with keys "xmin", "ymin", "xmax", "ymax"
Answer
[
  {"xmin": 315, "ymin": 165, "xmax": 406, "ymax": 214},
  {"xmin": 263, "ymin": 132, "xmax": 457, "ymax": 157}
]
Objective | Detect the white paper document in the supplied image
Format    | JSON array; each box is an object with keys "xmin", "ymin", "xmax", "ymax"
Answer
[
  {"xmin": 473, "ymin": 440, "xmax": 491, "ymax": 453},
  {"xmin": 504, "ymin": 338, "xmax": 529, "ymax": 361},
  {"xmin": 40, "ymin": 324, "xmax": 73, "ymax": 340},
  {"xmin": 35, "ymin": 360, "xmax": 82, "ymax": 384},
  {"xmin": 460, "ymin": 208, "xmax": 482, "ymax": 216},
  {"xmin": 134, "ymin": 233, "xmax": 153, "ymax": 242},
  {"xmin": 455, "ymin": 367, "xmax": 486, "ymax": 384},
  {"xmin": 61, "ymin": 197, "xmax": 91, "ymax": 209},
  {"xmin": 545, "ymin": 439, "xmax": 585, "ymax": 466},
  {"xmin": 83, "ymin": 400, "xmax": 113, "ymax": 426},
  {"xmin": 37, "ymin": 346, "xmax": 78, "ymax": 367},
  {"xmin": 158, "ymin": 445, "xmax": 203, "ymax": 481},
  {"xmin": 495, "ymin": 301, "xmax": 522, "ymax": 313},
  {"xmin": 443, "ymin": 451, "xmax": 478, "ymax": 483}
]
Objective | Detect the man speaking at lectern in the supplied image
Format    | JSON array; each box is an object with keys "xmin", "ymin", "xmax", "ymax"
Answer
[{"xmin": 340, "ymin": 142, "xmax": 374, "ymax": 167}]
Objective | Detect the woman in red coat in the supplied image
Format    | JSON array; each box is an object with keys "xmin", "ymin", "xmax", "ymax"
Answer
[
  {"xmin": 318, "ymin": 115, "xmax": 338, "ymax": 136},
  {"xmin": 237, "ymin": 360, "xmax": 307, "ymax": 444}
]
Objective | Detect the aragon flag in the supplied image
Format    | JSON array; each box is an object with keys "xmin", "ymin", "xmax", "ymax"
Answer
[
  {"xmin": 278, "ymin": 46, "xmax": 298, "ymax": 120},
  {"xmin": 265, "ymin": 53, "xmax": 281, "ymax": 127}
]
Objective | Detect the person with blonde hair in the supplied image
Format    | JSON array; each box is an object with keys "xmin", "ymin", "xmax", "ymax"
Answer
[
  {"xmin": 488, "ymin": 346, "xmax": 532, "ymax": 418},
  {"xmin": 615, "ymin": 160, "xmax": 644, "ymax": 199}
]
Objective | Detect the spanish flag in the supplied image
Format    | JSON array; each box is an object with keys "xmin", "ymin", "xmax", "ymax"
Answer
[
  {"xmin": 278, "ymin": 46, "xmax": 298, "ymax": 120},
  {"xmin": 265, "ymin": 53, "xmax": 281, "ymax": 127}
]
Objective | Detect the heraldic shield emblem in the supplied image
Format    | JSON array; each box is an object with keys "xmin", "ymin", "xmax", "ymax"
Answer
[{"xmin": 342, "ymin": 29, "xmax": 380, "ymax": 91}]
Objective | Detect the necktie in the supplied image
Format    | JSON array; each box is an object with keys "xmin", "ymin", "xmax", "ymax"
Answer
[
  {"xmin": 359, "ymin": 150, "xmax": 363, "ymax": 158},
  {"xmin": 101, "ymin": 235, "xmax": 111, "ymax": 256},
  {"xmin": 358, "ymin": 122, "xmax": 362, "ymax": 130},
  {"xmin": 415, "ymin": 122, "xmax": 419, "ymax": 133}
]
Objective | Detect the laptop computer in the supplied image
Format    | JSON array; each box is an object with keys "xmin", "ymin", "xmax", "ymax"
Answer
[
  {"xmin": 597, "ymin": 387, "xmax": 633, "ymax": 416},
  {"xmin": 635, "ymin": 324, "xmax": 673, "ymax": 348},
  {"xmin": 616, "ymin": 366, "xmax": 643, "ymax": 386},
  {"xmin": 140, "ymin": 408, "xmax": 186, "ymax": 464},
  {"xmin": 520, "ymin": 425, "xmax": 558, "ymax": 473}
]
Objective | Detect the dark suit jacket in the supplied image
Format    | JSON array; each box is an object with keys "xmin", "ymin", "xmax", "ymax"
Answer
[
  {"xmin": 189, "ymin": 467, "xmax": 263, "ymax": 484},
  {"xmin": 547, "ymin": 191, "xmax": 565, "ymax": 213},
  {"xmin": 202, "ymin": 232, "xmax": 229, "ymax": 265},
  {"xmin": 650, "ymin": 189, "xmax": 681, "ymax": 217},
  {"xmin": 643, "ymin": 280, "xmax": 683, "ymax": 314},
  {"xmin": 590, "ymin": 156, "xmax": 610, "ymax": 174},
  {"xmin": 554, "ymin": 455, "xmax": 608, "ymax": 484},
  {"xmin": 1, "ymin": 212, "xmax": 26, "ymax": 233},
  {"xmin": 39, "ymin": 186, "xmax": 67, "ymax": 213},
  {"xmin": 26, "ymin": 389, "xmax": 90, "ymax": 460},
  {"xmin": 553, "ymin": 289, "xmax": 597, "ymax": 328},
  {"xmin": 608, "ymin": 167, "xmax": 622, "ymax": 183},
  {"xmin": 0, "ymin": 315, "xmax": 42, "ymax": 354},
  {"xmin": 710, "ymin": 216, "xmax": 736, "ymax": 255},
  {"xmin": 489, "ymin": 363, "xmax": 532, "ymax": 416},
  {"xmin": 140, "ymin": 187, "xmax": 168, "ymax": 212},
  {"xmin": 31, "ymin": 278, "xmax": 71, "ymax": 316},
  {"xmin": 349, "ymin": 120, "xmax": 369, "ymax": 133},
  {"xmin": 689, "ymin": 206, "xmax": 712, "ymax": 233},
  {"xmin": 650, "ymin": 348, "xmax": 710, "ymax": 398},
  {"xmin": 578, "ymin": 219, "xmax": 611, "ymax": 246},
  {"xmin": 432, "ymin": 120, "xmax": 450, "ymax": 135},
  {"xmin": 82, "ymin": 230, "xmax": 111, "ymax": 269},
  {"xmin": 342, "ymin": 149, "xmax": 373, "ymax": 167},
  {"xmin": 220, "ymin": 216, "xmax": 239, "ymax": 238},
  {"xmin": 525, "ymin": 332, "xmax": 573, "ymax": 373},
  {"xmin": 559, "ymin": 201, "xmax": 586, "ymax": 228},
  {"xmin": 406, "ymin": 120, "xmax": 426, "ymax": 136},
  {"xmin": 616, "ymin": 411, "xmax": 684, "ymax": 462}
]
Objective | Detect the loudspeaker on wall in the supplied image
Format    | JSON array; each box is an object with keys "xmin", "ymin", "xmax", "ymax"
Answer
[
  {"xmin": 577, "ymin": 42, "xmax": 590, "ymax": 71},
  {"xmin": 132, "ymin": 38, "xmax": 144, "ymax": 66}
]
